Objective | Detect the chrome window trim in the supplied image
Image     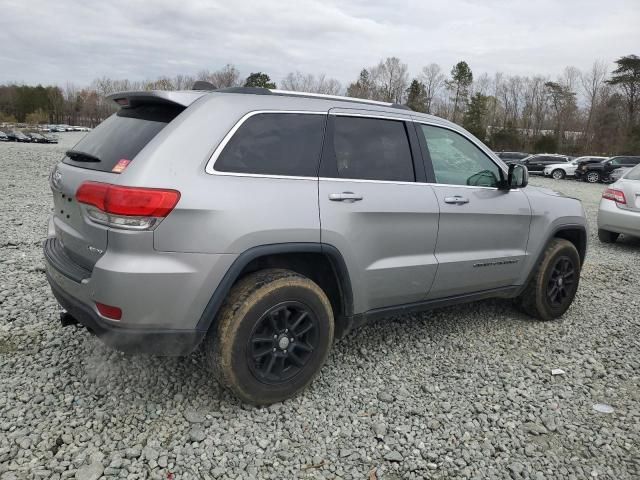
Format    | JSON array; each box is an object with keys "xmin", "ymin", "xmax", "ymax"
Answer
[
  {"xmin": 205, "ymin": 110, "xmax": 327, "ymax": 176},
  {"xmin": 318, "ymin": 176, "xmax": 515, "ymax": 191},
  {"xmin": 329, "ymin": 111, "xmax": 412, "ymax": 122}
]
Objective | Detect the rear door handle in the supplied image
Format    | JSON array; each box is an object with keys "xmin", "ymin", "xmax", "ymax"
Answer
[
  {"xmin": 444, "ymin": 195, "xmax": 469, "ymax": 205},
  {"xmin": 329, "ymin": 192, "xmax": 363, "ymax": 202}
]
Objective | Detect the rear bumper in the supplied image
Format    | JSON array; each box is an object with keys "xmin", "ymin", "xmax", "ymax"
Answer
[
  {"xmin": 46, "ymin": 271, "xmax": 204, "ymax": 355},
  {"xmin": 597, "ymin": 200, "xmax": 640, "ymax": 238},
  {"xmin": 43, "ymin": 230, "xmax": 236, "ymax": 355}
]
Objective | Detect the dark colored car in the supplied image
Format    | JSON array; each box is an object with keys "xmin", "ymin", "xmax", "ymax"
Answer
[
  {"xmin": 8, "ymin": 131, "xmax": 31, "ymax": 142},
  {"xmin": 577, "ymin": 156, "xmax": 640, "ymax": 183},
  {"xmin": 495, "ymin": 151, "xmax": 530, "ymax": 164},
  {"xmin": 42, "ymin": 134, "xmax": 59, "ymax": 144},
  {"xmin": 520, "ymin": 154, "xmax": 571, "ymax": 173},
  {"xmin": 28, "ymin": 132, "xmax": 48, "ymax": 143}
]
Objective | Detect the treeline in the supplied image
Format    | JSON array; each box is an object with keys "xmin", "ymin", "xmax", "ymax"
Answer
[{"xmin": 1, "ymin": 55, "xmax": 638, "ymax": 155}]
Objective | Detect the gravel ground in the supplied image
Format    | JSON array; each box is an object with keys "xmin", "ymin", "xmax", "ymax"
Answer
[{"xmin": 0, "ymin": 136, "xmax": 639, "ymax": 480}]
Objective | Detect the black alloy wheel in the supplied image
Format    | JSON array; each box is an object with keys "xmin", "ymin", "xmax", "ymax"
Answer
[
  {"xmin": 247, "ymin": 301, "xmax": 319, "ymax": 384},
  {"xmin": 546, "ymin": 256, "xmax": 576, "ymax": 308}
]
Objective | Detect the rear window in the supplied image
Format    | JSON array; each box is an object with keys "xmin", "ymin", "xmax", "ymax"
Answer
[
  {"xmin": 215, "ymin": 113, "xmax": 326, "ymax": 177},
  {"xmin": 63, "ymin": 103, "xmax": 183, "ymax": 172},
  {"xmin": 625, "ymin": 164, "xmax": 640, "ymax": 180}
]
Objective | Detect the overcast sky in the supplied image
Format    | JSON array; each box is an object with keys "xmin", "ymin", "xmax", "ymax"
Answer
[{"xmin": 1, "ymin": 0, "xmax": 638, "ymax": 87}]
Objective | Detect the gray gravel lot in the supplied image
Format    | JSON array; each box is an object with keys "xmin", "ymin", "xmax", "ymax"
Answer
[{"xmin": 0, "ymin": 135, "xmax": 639, "ymax": 480}]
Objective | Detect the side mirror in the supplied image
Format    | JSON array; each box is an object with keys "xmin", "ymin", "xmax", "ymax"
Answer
[{"xmin": 507, "ymin": 163, "xmax": 528, "ymax": 189}]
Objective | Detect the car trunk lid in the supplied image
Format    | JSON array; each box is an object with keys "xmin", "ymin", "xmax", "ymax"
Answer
[
  {"xmin": 617, "ymin": 178, "xmax": 640, "ymax": 213},
  {"xmin": 50, "ymin": 91, "xmax": 197, "ymax": 270}
]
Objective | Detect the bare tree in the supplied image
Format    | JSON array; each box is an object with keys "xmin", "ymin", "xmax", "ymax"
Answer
[
  {"xmin": 197, "ymin": 65, "xmax": 241, "ymax": 88},
  {"xmin": 419, "ymin": 63, "xmax": 445, "ymax": 113},
  {"xmin": 371, "ymin": 57, "xmax": 409, "ymax": 103},
  {"xmin": 580, "ymin": 60, "xmax": 608, "ymax": 148},
  {"xmin": 281, "ymin": 72, "xmax": 342, "ymax": 94}
]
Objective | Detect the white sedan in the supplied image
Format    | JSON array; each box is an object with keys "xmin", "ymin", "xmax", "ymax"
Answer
[
  {"xmin": 544, "ymin": 156, "xmax": 608, "ymax": 179},
  {"xmin": 597, "ymin": 164, "xmax": 640, "ymax": 243}
]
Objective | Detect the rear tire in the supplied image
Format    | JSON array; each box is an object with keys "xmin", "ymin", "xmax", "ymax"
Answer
[
  {"xmin": 598, "ymin": 229, "xmax": 619, "ymax": 243},
  {"xmin": 205, "ymin": 269, "xmax": 334, "ymax": 405},
  {"xmin": 551, "ymin": 169, "xmax": 565, "ymax": 180},
  {"xmin": 515, "ymin": 239, "xmax": 581, "ymax": 321},
  {"xmin": 585, "ymin": 171, "xmax": 601, "ymax": 183}
]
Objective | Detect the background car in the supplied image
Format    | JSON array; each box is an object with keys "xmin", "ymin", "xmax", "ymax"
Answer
[
  {"xmin": 42, "ymin": 133, "xmax": 59, "ymax": 144},
  {"xmin": 577, "ymin": 155, "xmax": 640, "ymax": 183},
  {"xmin": 27, "ymin": 132, "xmax": 48, "ymax": 143},
  {"xmin": 0, "ymin": 131, "xmax": 8, "ymax": 142},
  {"xmin": 495, "ymin": 151, "xmax": 530, "ymax": 164},
  {"xmin": 597, "ymin": 163, "xmax": 640, "ymax": 242},
  {"xmin": 520, "ymin": 154, "xmax": 572, "ymax": 173},
  {"xmin": 543, "ymin": 156, "xmax": 608, "ymax": 179},
  {"xmin": 8, "ymin": 131, "xmax": 31, "ymax": 142},
  {"xmin": 609, "ymin": 167, "xmax": 632, "ymax": 182}
]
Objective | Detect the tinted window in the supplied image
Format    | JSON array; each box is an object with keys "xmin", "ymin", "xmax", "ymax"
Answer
[
  {"xmin": 63, "ymin": 104, "xmax": 183, "ymax": 172},
  {"xmin": 216, "ymin": 113, "xmax": 325, "ymax": 177},
  {"xmin": 420, "ymin": 125, "xmax": 501, "ymax": 187},
  {"xmin": 333, "ymin": 116, "xmax": 414, "ymax": 181}
]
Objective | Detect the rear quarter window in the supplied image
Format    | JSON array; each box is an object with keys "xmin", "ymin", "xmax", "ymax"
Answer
[
  {"xmin": 63, "ymin": 104, "xmax": 184, "ymax": 172},
  {"xmin": 214, "ymin": 112, "xmax": 326, "ymax": 177}
]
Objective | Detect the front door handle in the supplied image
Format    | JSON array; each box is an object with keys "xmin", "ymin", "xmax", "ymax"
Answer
[
  {"xmin": 329, "ymin": 192, "xmax": 363, "ymax": 202},
  {"xmin": 444, "ymin": 195, "xmax": 469, "ymax": 205}
]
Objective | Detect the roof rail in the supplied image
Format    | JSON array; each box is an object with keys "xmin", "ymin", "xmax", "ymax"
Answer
[
  {"xmin": 191, "ymin": 84, "xmax": 413, "ymax": 110},
  {"xmin": 270, "ymin": 89, "xmax": 412, "ymax": 110}
]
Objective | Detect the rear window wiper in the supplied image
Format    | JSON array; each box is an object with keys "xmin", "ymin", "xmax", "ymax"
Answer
[{"xmin": 66, "ymin": 150, "xmax": 101, "ymax": 163}]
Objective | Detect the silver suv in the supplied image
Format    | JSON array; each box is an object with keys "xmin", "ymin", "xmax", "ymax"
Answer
[{"xmin": 44, "ymin": 86, "xmax": 588, "ymax": 404}]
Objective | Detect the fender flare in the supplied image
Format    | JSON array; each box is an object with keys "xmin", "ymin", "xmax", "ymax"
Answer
[{"xmin": 195, "ymin": 243, "xmax": 353, "ymax": 332}]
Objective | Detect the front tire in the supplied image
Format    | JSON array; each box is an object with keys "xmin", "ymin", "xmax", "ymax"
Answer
[
  {"xmin": 205, "ymin": 269, "xmax": 334, "ymax": 405},
  {"xmin": 585, "ymin": 171, "xmax": 601, "ymax": 183},
  {"xmin": 551, "ymin": 169, "xmax": 565, "ymax": 180},
  {"xmin": 598, "ymin": 229, "xmax": 619, "ymax": 243},
  {"xmin": 515, "ymin": 239, "xmax": 581, "ymax": 321}
]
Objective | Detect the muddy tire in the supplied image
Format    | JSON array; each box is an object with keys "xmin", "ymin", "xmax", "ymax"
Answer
[
  {"xmin": 515, "ymin": 239, "xmax": 581, "ymax": 321},
  {"xmin": 205, "ymin": 269, "xmax": 334, "ymax": 405}
]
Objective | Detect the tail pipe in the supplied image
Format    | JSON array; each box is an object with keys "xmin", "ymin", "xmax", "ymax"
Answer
[{"xmin": 60, "ymin": 311, "xmax": 79, "ymax": 328}]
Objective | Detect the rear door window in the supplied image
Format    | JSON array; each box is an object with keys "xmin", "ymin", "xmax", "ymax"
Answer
[
  {"xmin": 215, "ymin": 113, "xmax": 326, "ymax": 177},
  {"xmin": 63, "ymin": 103, "xmax": 184, "ymax": 172},
  {"xmin": 331, "ymin": 116, "xmax": 415, "ymax": 182}
]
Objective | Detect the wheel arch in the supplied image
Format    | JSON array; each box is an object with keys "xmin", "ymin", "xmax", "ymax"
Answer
[
  {"xmin": 516, "ymin": 224, "xmax": 587, "ymax": 297},
  {"xmin": 196, "ymin": 243, "xmax": 354, "ymax": 338}
]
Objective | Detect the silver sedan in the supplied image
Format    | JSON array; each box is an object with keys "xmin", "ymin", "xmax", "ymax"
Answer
[{"xmin": 598, "ymin": 164, "xmax": 640, "ymax": 243}]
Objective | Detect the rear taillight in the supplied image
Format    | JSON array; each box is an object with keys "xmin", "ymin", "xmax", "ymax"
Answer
[
  {"xmin": 602, "ymin": 188, "xmax": 626, "ymax": 205},
  {"xmin": 76, "ymin": 182, "xmax": 180, "ymax": 230}
]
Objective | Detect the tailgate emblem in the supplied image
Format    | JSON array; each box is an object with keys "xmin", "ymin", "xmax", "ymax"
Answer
[
  {"xmin": 52, "ymin": 168, "xmax": 63, "ymax": 191},
  {"xmin": 88, "ymin": 245, "xmax": 104, "ymax": 255}
]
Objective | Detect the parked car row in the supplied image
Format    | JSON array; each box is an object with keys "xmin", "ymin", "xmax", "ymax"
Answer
[
  {"xmin": 37, "ymin": 124, "xmax": 91, "ymax": 132},
  {"xmin": 495, "ymin": 150, "xmax": 640, "ymax": 184},
  {"xmin": 0, "ymin": 130, "xmax": 58, "ymax": 143}
]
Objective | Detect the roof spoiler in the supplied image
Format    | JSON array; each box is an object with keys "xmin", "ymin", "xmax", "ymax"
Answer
[{"xmin": 107, "ymin": 90, "xmax": 206, "ymax": 108}]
